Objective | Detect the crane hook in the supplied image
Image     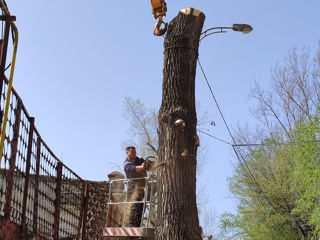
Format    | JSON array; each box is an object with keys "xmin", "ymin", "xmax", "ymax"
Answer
[
  {"xmin": 151, "ymin": 0, "xmax": 167, "ymax": 36},
  {"xmin": 154, "ymin": 20, "xmax": 167, "ymax": 36}
]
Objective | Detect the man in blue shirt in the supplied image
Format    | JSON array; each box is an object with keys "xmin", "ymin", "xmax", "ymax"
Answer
[{"xmin": 123, "ymin": 146, "xmax": 147, "ymax": 227}]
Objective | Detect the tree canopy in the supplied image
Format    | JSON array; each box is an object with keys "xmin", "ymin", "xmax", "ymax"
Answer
[{"xmin": 223, "ymin": 46, "xmax": 320, "ymax": 240}]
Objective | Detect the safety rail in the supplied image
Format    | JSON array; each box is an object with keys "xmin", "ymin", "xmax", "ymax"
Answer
[
  {"xmin": 0, "ymin": 74, "xmax": 86, "ymax": 239},
  {"xmin": 105, "ymin": 177, "xmax": 157, "ymax": 238},
  {"xmin": 0, "ymin": 8, "xmax": 115, "ymax": 239}
]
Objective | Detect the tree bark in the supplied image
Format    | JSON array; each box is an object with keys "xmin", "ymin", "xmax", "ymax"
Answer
[{"xmin": 156, "ymin": 8, "xmax": 205, "ymax": 240}]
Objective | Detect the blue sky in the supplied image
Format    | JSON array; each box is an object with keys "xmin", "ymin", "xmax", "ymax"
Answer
[{"xmin": 8, "ymin": 0, "xmax": 320, "ymax": 218}]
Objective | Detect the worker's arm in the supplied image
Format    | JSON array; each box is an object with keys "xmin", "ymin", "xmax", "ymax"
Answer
[
  {"xmin": 135, "ymin": 163, "xmax": 146, "ymax": 172},
  {"xmin": 124, "ymin": 162, "xmax": 146, "ymax": 173}
]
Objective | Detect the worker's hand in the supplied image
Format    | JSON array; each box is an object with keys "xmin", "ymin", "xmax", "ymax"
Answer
[
  {"xmin": 136, "ymin": 163, "xmax": 146, "ymax": 172},
  {"xmin": 141, "ymin": 163, "xmax": 145, "ymax": 169}
]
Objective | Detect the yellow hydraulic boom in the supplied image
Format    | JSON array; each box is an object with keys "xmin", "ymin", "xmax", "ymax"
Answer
[
  {"xmin": 151, "ymin": 0, "xmax": 167, "ymax": 36},
  {"xmin": 0, "ymin": 0, "xmax": 18, "ymax": 166}
]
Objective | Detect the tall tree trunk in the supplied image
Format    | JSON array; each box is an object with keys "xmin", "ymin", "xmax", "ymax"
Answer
[{"xmin": 156, "ymin": 8, "xmax": 205, "ymax": 240}]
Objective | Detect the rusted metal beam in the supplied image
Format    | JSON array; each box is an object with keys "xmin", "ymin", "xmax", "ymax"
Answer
[
  {"xmin": 32, "ymin": 136, "xmax": 41, "ymax": 235},
  {"xmin": 0, "ymin": 20, "xmax": 10, "ymax": 71},
  {"xmin": 81, "ymin": 183, "xmax": 90, "ymax": 240},
  {"xmin": 4, "ymin": 101, "xmax": 22, "ymax": 219},
  {"xmin": 0, "ymin": 21, "xmax": 10, "ymax": 125},
  {"xmin": 1, "ymin": 219, "xmax": 20, "ymax": 240},
  {"xmin": 0, "ymin": 16, "xmax": 16, "ymax": 21},
  {"xmin": 53, "ymin": 161, "xmax": 62, "ymax": 239},
  {"xmin": 20, "ymin": 116, "xmax": 35, "ymax": 238},
  {"xmin": 78, "ymin": 181, "xmax": 86, "ymax": 238}
]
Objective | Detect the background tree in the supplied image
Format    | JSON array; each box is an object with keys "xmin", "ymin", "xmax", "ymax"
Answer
[
  {"xmin": 248, "ymin": 46, "xmax": 320, "ymax": 140},
  {"xmin": 123, "ymin": 96, "xmax": 159, "ymax": 157},
  {"xmin": 223, "ymin": 45, "xmax": 320, "ymax": 239},
  {"xmin": 228, "ymin": 141, "xmax": 307, "ymax": 239},
  {"xmin": 289, "ymin": 114, "xmax": 320, "ymax": 237},
  {"xmin": 123, "ymin": 97, "xmax": 209, "ymax": 174}
]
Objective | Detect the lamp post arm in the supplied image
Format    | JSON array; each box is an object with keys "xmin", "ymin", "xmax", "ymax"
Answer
[
  {"xmin": 200, "ymin": 24, "xmax": 253, "ymax": 41},
  {"xmin": 200, "ymin": 26, "xmax": 233, "ymax": 41}
]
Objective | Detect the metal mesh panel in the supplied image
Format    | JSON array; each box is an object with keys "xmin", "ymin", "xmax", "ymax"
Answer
[
  {"xmin": 0, "ymin": 167, "xmax": 7, "ymax": 216},
  {"xmin": 25, "ymin": 129, "xmax": 39, "ymax": 232},
  {"xmin": 0, "ymin": 54, "xmax": 87, "ymax": 239},
  {"xmin": 83, "ymin": 181, "xmax": 109, "ymax": 240},
  {"xmin": 59, "ymin": 165, "xmax": 84, "ymax": 238},
  {"xmin": 0, "ymin": 83, "xmax": 26, "ymax": 225},
  {"xmin": 0, "ymin": 79, "xmax": 10, "ymax": 216},
  {"xmin": 10, "ymin": 102, "xmax": 29, "ymax": 225},
  {"xmin": 37, "ymin": 143, "xmax": 58, "ymax": 238}
]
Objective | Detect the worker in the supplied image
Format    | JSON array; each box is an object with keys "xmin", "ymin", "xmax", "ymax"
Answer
[{"xmin": 123, "ymin": 146, "xmax": 147, "ymax": 227}]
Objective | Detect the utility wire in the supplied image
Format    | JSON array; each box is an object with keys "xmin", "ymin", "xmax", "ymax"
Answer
[
  {"xmin": 197, "ymin": 57, "xmax": 253, "ymax": 165},
  {"xmin": 233, "ymin": 140, "xmax": 320, "ymax": 147},
  {"xmin": 197, "ymin": 57, "xmax": 251, "ymax": 174},
  {"xmin": 197, "ymin": 60, "xmax": 320, "ymax": 149},
  {"xmin": 197, "ymin": 56, "xmax": 320, "ymax": 212},
  {"xmin": 197, "ymin": 58, "xmax": 238, "ymax": 146},
  {"xmin": 197, "ymin": 129, "xmax": 231, "ymax": 145},
  {"xmin": 197, "ymin": 56, "xmax": 277, "ymax": 209}
]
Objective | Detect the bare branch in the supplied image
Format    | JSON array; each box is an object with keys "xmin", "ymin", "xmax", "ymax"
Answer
[
  {"xmin": 125, "ymin": 97, "xmax": 153, "ymax": 146},
  {"xmin": 252, "ymin": 94, "xmax": 291, "ymax": 138}
]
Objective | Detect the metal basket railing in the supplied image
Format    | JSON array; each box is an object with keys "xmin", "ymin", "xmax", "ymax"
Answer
[{"xmin": 106, "ymin": 176, "xmax": 157, "ymax": 228}]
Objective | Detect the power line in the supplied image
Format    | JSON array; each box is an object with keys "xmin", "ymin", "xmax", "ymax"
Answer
[
  {"xmin": 197, "ymin": 56, "xmax": 320, "ymax": 213},
  {"xmin": 197, "ymin": 58, "xmax": 238, "ymax": 146},
  {"xmin": 197, "ymin": 57, "xmax": 277, "ymax": 208},
  {"xmin": 197, "ymin": 129, "xmax": 231, "ymax": 145},
  {"xmin": 233, "ymin": 140, "xmax": 320, "ymax": 147},
  {"xmin": 197, "ymin": 57, "xmax": 251, "ymax": 165},
  {"xmin": 197, "ymin": 57, "xmax": 320, "ymax": 149}
]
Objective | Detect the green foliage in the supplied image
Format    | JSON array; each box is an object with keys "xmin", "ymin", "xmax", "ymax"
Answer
[
  {"xmin": 226, "ymin": 141, "xmax": 303, "ymax": 239},
  {"xmin": 225, "ymin": 116, "xmax": 320, "ymax": 239},
  {"xmin": 224, "ymin": 46, "xmax": 320, "ymax": 240},
  {"xmin": 289, "ymin": 113, "xmax": 320, "ymax": 238}
]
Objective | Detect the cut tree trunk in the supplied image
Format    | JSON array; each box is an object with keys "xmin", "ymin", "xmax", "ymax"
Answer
[{"xmin": 156, "ymin": 8, "xmax": 205, "ymax": 240}]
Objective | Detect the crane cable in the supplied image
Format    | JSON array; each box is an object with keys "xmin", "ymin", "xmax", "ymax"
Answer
[{"xmin": 0, "ymin": 0, "xmax": 18, "ymax": 166}]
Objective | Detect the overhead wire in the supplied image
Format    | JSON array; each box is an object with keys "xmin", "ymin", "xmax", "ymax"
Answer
[
  {"xmin": 197, "ymin": 129, "xmax": 231, "ymax": 145},
  {"xmin": 197, "ymin": 58, "xmax": 238, "ymax": 146},
  {"xmin": 197, "ymin": 56, "xmax": 278, "ymax": 209},
  {"xmin": 233, "ymin": 140, "xmax": 320, "ymax": 147},
  {"xmin": 197, "ymin": 129, "xmax": 320, "ymax": 147},
  {"xmin": 197, "ymin": 55, "xmax": 320, "ymax": 212},
  {"xmin": 197, "ymin": 56, "xmax": 253, "ymax": 165}
]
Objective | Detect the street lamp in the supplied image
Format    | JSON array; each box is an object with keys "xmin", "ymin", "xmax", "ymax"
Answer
[{"xmin": 200, "ymin": 23, "xmax": 253, "ymax": 41}]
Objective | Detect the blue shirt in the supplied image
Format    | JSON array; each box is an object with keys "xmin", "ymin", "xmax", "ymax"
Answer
[
  {"xmin": 123, "ymin": 157, "xmax": 147, "ymax": 179},
  {"xmin": 123, "ymin": 157, "xmax": 147, "ymax": 192}
]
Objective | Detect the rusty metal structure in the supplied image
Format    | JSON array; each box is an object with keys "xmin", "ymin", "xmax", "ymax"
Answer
[
  {"xmin": 0, "ymin": 3, "xmax": 159, "ymax": 239},
  {"xmin": 0, "ymin": 6, "xmax": 114, "ymax": 240},
  {"xmin": 82, "ymin": 181, "xmax": 110, "ymax": 240}
]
